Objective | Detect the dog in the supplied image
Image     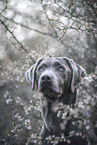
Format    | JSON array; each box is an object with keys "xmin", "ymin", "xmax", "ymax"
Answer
[{"xmin": 25, "ymin": 57, "xmax": 97, "ymax": 145}]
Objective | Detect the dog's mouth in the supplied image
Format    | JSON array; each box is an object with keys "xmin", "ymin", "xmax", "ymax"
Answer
[{"xmin": 41, "ymin": 87, "xmax": 62, "ymax": 100}]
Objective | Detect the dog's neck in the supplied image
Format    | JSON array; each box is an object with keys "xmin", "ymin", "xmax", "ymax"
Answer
[
  {"xmin": 41, "ymin": 97, "xmax": 63, "ymax": 134},
  {"xmin": 41, "ymin": 90, "xmax": 77, "ymax": 134}
]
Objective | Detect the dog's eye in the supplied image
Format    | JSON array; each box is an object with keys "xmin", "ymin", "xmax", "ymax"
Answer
[
  {"xmin": 38, "ymin": 67, "xmax": 44, "ymax": 72},
  {"xmin": 58, "ymin": 66, "xmax": 64, "ymax": 72}
]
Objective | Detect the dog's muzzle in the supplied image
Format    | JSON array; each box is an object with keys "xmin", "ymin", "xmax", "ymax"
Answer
[
  {"xmin": 38, "ymin": 74, "xmax": 52, "ymax": 89},
  {"xmin": 38, "ymin": 74, "xmax": 62, "ymax": 100}
]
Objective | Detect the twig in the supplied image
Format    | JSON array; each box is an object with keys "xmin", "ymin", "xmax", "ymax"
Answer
[
  {"xmin": 0, "ymin": 0, "xmax": 7, "ymax": 15},
  {"xmin": 1, "ymin": 14, "xmax": 53, "ymax": 37},
  {"xmin": 0, "ymin": 18, "xmax": 28, "ymax": 53},
  {"xmin": 41, "ymin": 1, "xmax": 59, "ymax": 38},
  {"xmin": 0, "ymin": 18, "xmax": 36, "ymax": 63}
]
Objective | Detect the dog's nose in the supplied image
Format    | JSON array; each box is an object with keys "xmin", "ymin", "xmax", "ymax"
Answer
[{"xmin": 41, "ymin": 75, "xmax": 51, "ymax": 82}]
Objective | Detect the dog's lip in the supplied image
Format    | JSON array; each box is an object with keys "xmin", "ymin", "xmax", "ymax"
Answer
[{"xmin": 40, "ymin": 87, "xmax": 62, "ymax": 98}]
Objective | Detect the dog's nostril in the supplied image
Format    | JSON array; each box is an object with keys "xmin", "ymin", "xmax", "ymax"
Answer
[
  {"xmin": 42, "ymin": 75, "xmax": 51, "ymax": 82},
  {"xmin": 47, "ymin": 76, "xmax": 51, "ymax": 81},
  {"xmin": 42, "ymin": 76, "xmax": 45, "ymax": 81}
]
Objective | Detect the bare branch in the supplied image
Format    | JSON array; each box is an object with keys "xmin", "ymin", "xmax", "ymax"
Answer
[
  {"xmin": 40, "ymin": 0, "xmax": 97, "ymax": 37},
  {"xmin": 0, "ymin": 0, "xmax": 7, "ymax": 15},
  {"xmin": 1, "ymin": 14, "xmax": 53, "ymax": 37},
  {"xmin": 0, "ymin": 18, "xmax": 28, "ymax": 53},
  {"xmin": 41, "ymin": 1, "xmax": 59, "ymax": 38},
  {"xmin": 0, "ymin": 18, "xmax": 36, "ymax": 63}
]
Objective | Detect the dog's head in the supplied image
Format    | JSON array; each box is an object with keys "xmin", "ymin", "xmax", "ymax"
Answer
[{"xmin": 25, "ymin": 57, "xmax": 86, "ymax": 103}]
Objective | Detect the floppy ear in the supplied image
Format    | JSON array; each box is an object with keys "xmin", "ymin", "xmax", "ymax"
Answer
[
  {"xmin": 25, "ymin": 64, "xmax": 35, "ymax": 90},
  {"xmin": 63, "ymin": 57, "xmax": 86, "ymax": 93},
  {"xmin": 25, "ymin": 58, "xmax": 43, "ymax": 90}
]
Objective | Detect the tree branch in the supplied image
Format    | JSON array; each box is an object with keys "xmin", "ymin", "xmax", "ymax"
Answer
[
  {"xmin": 0, "ymin": 18, "xmax": 35, "ymax": 63},
  {"xmin": 1, "ymin": 14, "xmax": 53, "ymax": 37},
  {"xmin": 0, "ymin": 18, "xmax": 28, "ymax": 53},
  {"xmin": 0, "ymin": 0, "xmax": 7, "ymax": 15}
]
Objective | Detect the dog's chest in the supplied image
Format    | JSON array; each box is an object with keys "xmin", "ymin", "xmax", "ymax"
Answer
[{"xmin": 41, "ymin": 99, "xmax": 72, "ymax": 134}]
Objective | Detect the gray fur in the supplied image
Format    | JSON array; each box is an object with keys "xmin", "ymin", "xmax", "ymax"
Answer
[{"xmin": 25, "ymin": 57, "xmax": 97, "ymax": 145}]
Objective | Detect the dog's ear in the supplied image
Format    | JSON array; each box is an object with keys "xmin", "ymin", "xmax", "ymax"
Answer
[
  {"xmin": 25, "ymin": 58, "xmax": 43, "ymax": 90},
  {"xmin": 63, "ymin": 57, "xmax": 86, "ymax": 93},
  {"xmin": 25, "ymin": 64, "xmax": 35, "ymax": 89}
]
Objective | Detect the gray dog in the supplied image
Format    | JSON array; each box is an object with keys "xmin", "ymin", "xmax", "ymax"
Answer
[{"xmin": 25, "ymin": 57, "xmax": 97, "ymax": 145}]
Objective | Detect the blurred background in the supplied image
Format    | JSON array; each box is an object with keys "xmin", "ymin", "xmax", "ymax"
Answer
[{"xmin": 0, "ymin": 0, "xmax": 97, "ymax": 144}]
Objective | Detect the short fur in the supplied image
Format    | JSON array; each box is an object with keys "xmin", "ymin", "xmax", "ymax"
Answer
[{"xmin": 25, "ymin": 57, "xmax": 97, "ymax": 145}]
